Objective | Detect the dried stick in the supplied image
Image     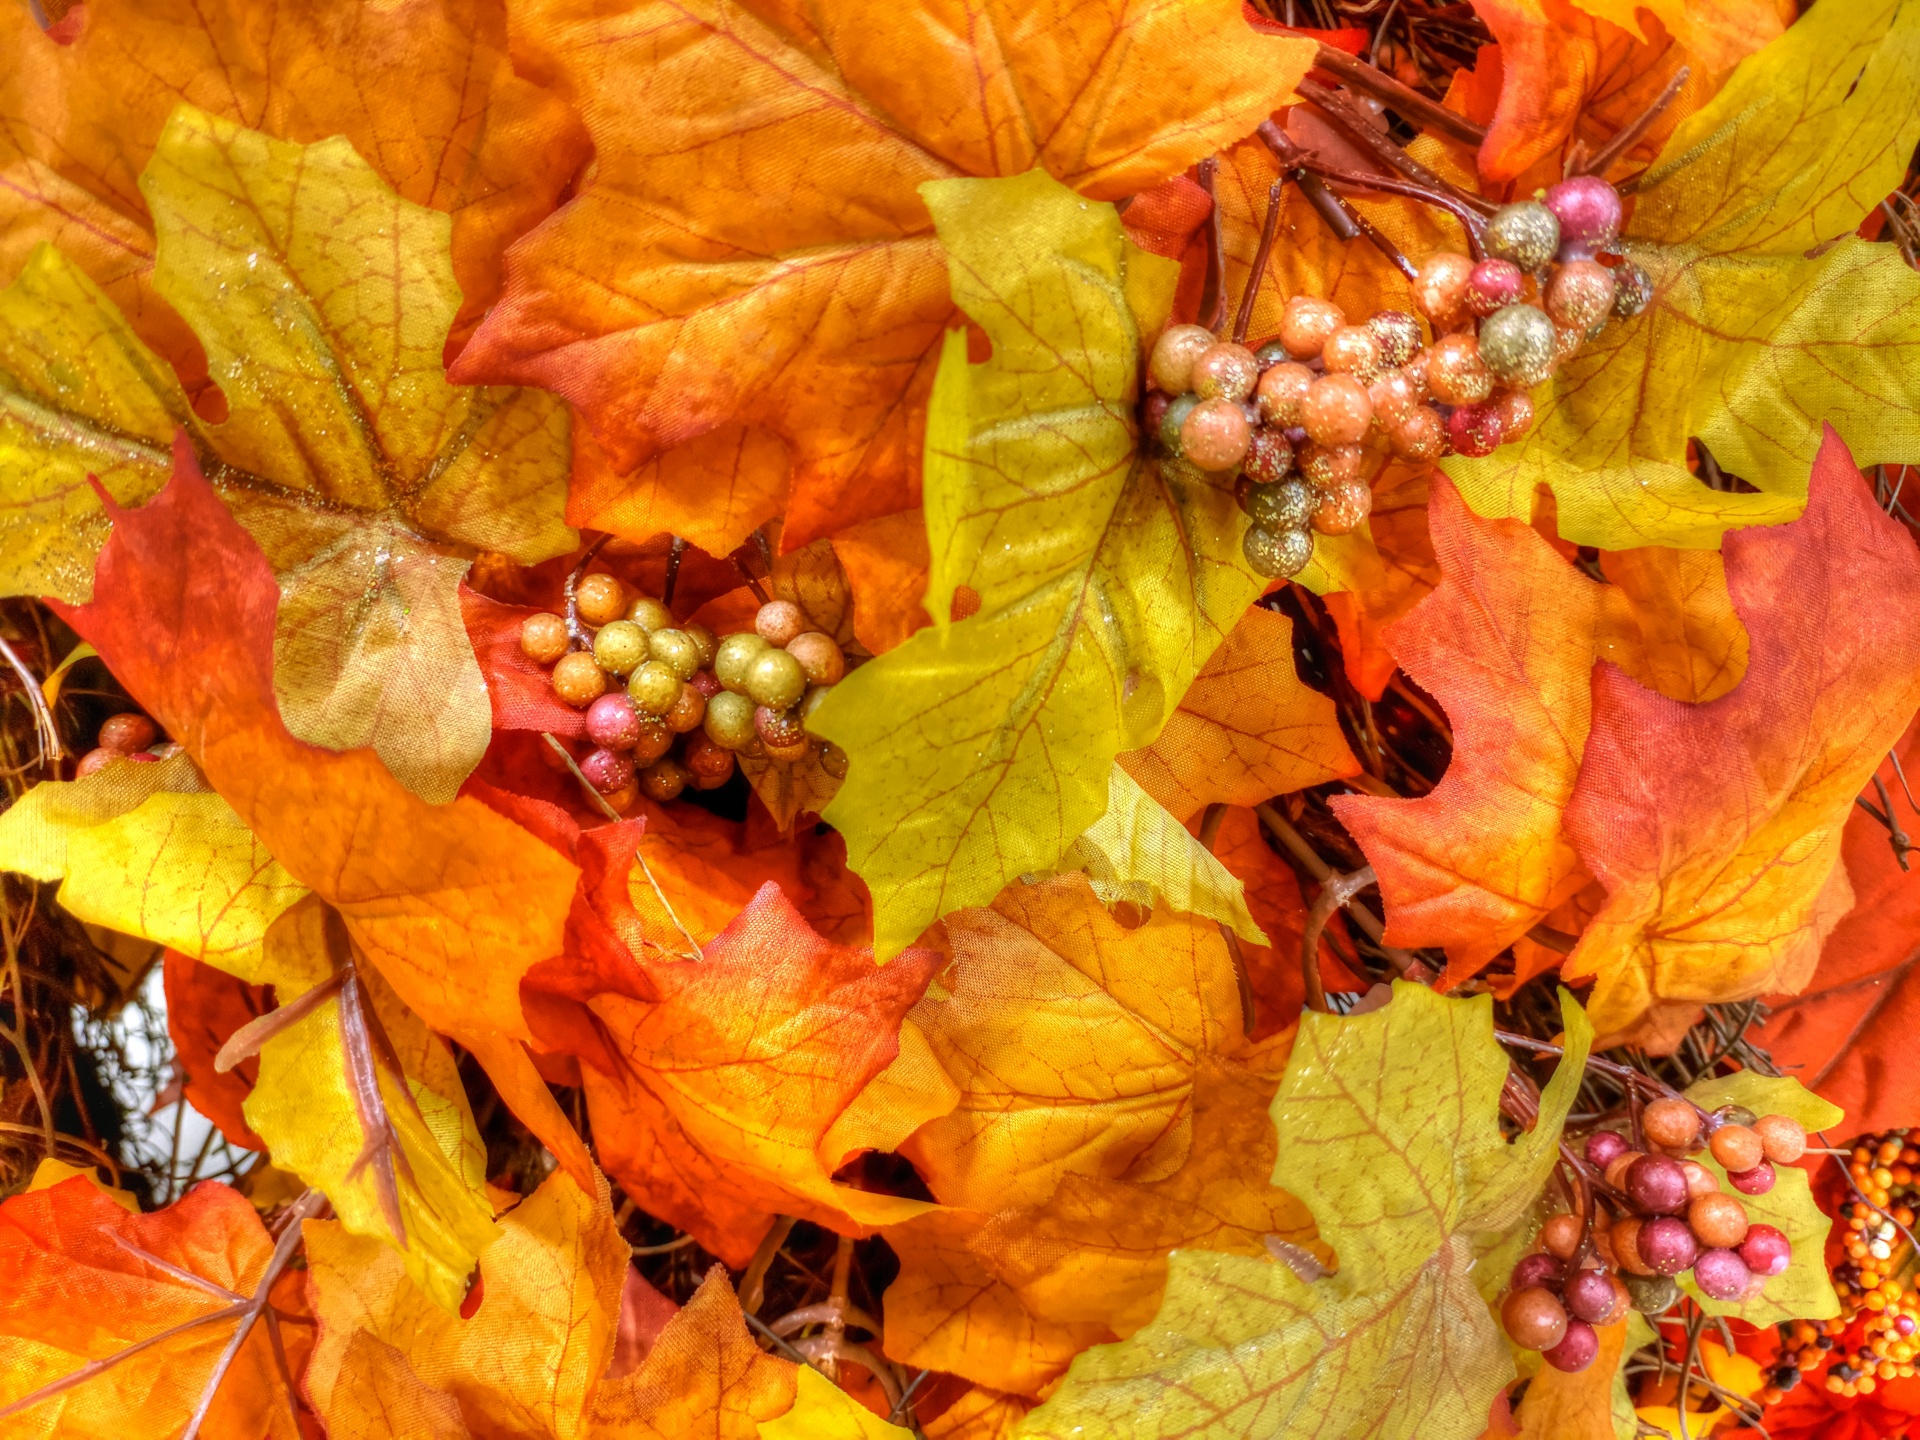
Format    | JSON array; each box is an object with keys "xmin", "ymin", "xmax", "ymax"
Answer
[
  {"xmin": 1302, "ymin": 866, "xmax": 1380, "ymax": 1011},
  {"xmin": 1196, "ymin": 157, "xmax": 1229, "ymax": 333},
  {"xmin": 1310, "ymin": 41, "xmax": 1489, "ymax": 148},
  {"xmin": 1295, "ymin": 77, "xmax": 1494, "ymax": 216},
  {"xmin": 737, "ymin": 1215, "xmax": 796, "ymax": 1315},
  {"xmin": 1573, "ymin": 66, "xmax": 1691, "ymax": 180},
  {"xmin": 1232, "ymin": 178, "xmax": 1288, "ymax": 344}
]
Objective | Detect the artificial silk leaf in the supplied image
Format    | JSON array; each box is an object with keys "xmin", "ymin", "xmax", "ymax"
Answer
[
  {"xmin": 320, "ymin": 1333, "xmax": 471, "ymax": 1440},
  {"xmin": 1756, "ymin": 730, "xmax": 1920, "ymax": 1135},
  {"xmin": 0, "ymin": 0, "xmax": 585, "ymax": 380},
  {"xmin": 0, "ymin": 752, "xmax": 308, "ymax": 979},
  {"xmin": 57, "ymin": 434, "xmax": 591, "ymax": 1186},
  {"xmin": 569, "ymin": 425, "xmax": 789, "ymax": 565},
  {"xmin": 1563, "ymin": 429, "xmax": 1920, "ymax": 1045},
  {"xmin": 811, "ymin": 168, "xmax": 1262, "ymax": 955},
  {"xmin": 1446, "ymin": 0, "xmax": 1920, "ymax": 549},
  {"xmin": 242, "ymin": 897, "xmax": 499, "ymax": 1314},
  {"xmin": 1118, "ymin": 605, "xmax": 1357, "ymax": 822},
  {"xmin": 1514, "ymin": 1316, "xmax": 1630, "ymax": 1440},
  {"xmin": 1320, "ymin": 463, "xmax": 1442, "ymax": 701},
  {"xmin": 925, "ymin": 1390, "xmax": 1033, "ymax": 1440},
  {"xmin": 0, "ymin": 1178, "xmax": 303, "ymax": 1440},
  {"xmin": 972, "ymin": 1057, "xmax": 1320, "ymax": 1336},
  {"xmin": 162, "ymin": 950, "xmax": 268, "ymax": 1150},
  {"xmin": 758, "ymin": 1368, "xmax": 911, "ymax": 1440},
  {"xmin": 831, "ymin": 510, "xmax": 934, "ymax": 656},
  {"xmin": 589, "ymin": 1268, "xmax": 795, "ymax": 1439},
  {"xmin": 583, "ymin": 884, "xmax": 940, "ymax": 1267},
  {"xmin": 1632, "ymin": 1339, "xmax": 1767, "ymax": 1439},
  {"xmin": 904, "ymin": 873, "xmax": 1249, "ymax": 1213},
  {"xmin": 1021, "ymin": 984, "xmax": 1592, "ymax": 1440},
  {"xmin": 881, "ymin": 1208, "xmax": 1116, "ymax": 1399},
  {"xmin": 1676, "ymin": 1071, "xmax": 1842, "ymax": 1324},
  {"xmin": 452, "ymin": 0, "xmax": 1314, "ymax": 551},
  {"xmin": 306, "ymin": 1169, "xmax": 626, "ymax": 1440},
  {"xmin": 1048, "ymin": 767, "xmax": 1268, "ymax": 945}
]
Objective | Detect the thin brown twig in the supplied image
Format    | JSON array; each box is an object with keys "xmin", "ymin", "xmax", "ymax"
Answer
[
  {"xmin": 1302, "ymin": 866, "xmax": 1379, "ymax": 1011},
  {"xmin": 1310, "ymin": 41, "xmax": 1488, "ymax": 147},
  {"xmin": 1196, "ymin": 157, "xmax": 1228, "ymax": 333},
  {"xmin": 1572, "ymin": 66, "xmax": 1692, "ymax": 180},
  {"xmin": 1295, "ymin": 76, "xmax": 1494, "ymax": 217},
  {"xmin": 1232, "ymin": 178, "xmax": 1288, "ymax": 344}
]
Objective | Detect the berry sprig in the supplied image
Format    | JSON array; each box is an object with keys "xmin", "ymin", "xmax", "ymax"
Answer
[
  {"xmin": 1501, "ymin": 1097, "xmax": 1805, "ymax": 1374},
  {"xmin": 73, "ymin": 710, "xmax": 167, "ymax": 777},
  {"xmin": 519, "ymin": 569, "xmax": 849, "ymax": 813},
  {"xmin": 1144, "ymin": 175, "xmax": 1653, "ymax": 581}
]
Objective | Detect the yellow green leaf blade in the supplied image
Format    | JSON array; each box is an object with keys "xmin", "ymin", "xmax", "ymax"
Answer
[
  {"xmin": 811, "ymin": 168, "xmax": 1261, "ymax": 954},
  {"xmin": 1021, "ymin": 983, "xmax": 1592, "ymax": 1440},
  {"xmin": 1677, "ymin": 1070, "xmax": 1842, "ymax": 1324},
  {"xmin": 1050, "ymin": 766, "xmax": 1267, "ymax": 944},
  {"xmin": 242, "ymin": 898, "xmax": 499, "ymax": 1314},
  {"xmin": 133, "ymin": 103, "xmax": 573, "ymax": 803},
  {"xmin": 0, "ymin": 752, "xmax": 308, "ymax": 980},
  {"xmin": 1444, "ymin": 0, "xmax": 1920, "ymax": 550},
  {"xmin": 0, "ymin": 243, "xmax": 183, "ymax": 602},
  {"xmin": 760, "ymin": 1368, "xmax": 913, "ymax": 1440}
]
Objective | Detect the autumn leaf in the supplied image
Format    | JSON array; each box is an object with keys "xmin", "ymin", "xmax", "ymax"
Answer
[
  {"xmin": 583, "ymin": 883, "xmax": 939, "ymax": 1267},
  {"xmin": 1319, "ymin": 463, "xmax": 1442, "ymax": 701},
  {"xmin": 1677, "ymin": 1071, "xmax": 1842, "ymax": 1324},
  {"xmin": 903, "ymin": 873, "xmax": 1250, "ymax": 1213},
  {"xmin": 3, "ymin": 104, "xmax": 575, "ymax": 801},
  {"xmin": 162, "ymin": 950, "xmax": 269, "ymax": 1150},
  {"xmin": 451, "ymin": 0, "xmax": 1314, "ymax": 550},
  {"xmin": 568, "ymin": 425, "xmax": 790, "ymax": 570},
  {"xmin": 1332, "ymin": 476, "xmax": 1745, "ymax": 985},
  {"xmin": 924, "ymin": 1389, "xmax": 1033, "ymax": 1440},
  {"xmin": 830, "ymin": 510, "xmax": 934, "ymax": 657},
  {"xmin": 1020, "ymin": 984, "xmax": 1591, "ymax": 1440},
  {"xmin": 56, "ymin": 432, "xmax": 592, "ymax": 1188},
  {"xmin": 1118, "ymin": 604, "xmax": 1358, "ymax": 821},
  {"xmin": 758, "ymin": 1368, "xmax": 912, "ymax": 1440},
  {"xmin": 810, "ymin": 168, "xmax": 1262, "ymax": 955},
  {"xmin": 1513, "ymin": 1316, "xmax": 1633, "ymax": 1440},
  {"xmin": 0, "ymin": 1177, "xmax": 307, "ymax": 1440},
  {"xmin": 306, "ymin": 1168, "xmax": 627, "ymax": 1440},
  {"xmin": 239, "ymin": 897, "xmax": 500, "ymax": 1314},
  {"xmin": 0, "ymin": 0, "xmax": 585, "ymax": 382},
  {"xmin": 1563, "ymin": 429, "xmax": 1920, "ymax": 1044},
  {"xmin": 0, "ymin": 751, "xmax": 309, "ymax": 979},
  {"xmin": 1045, "ymin": 766, "xmax": 1268, "ymax": 945},
  {"xmin": 1446, "ymin": 0, "xmax": 1920, "ymax": 549}
]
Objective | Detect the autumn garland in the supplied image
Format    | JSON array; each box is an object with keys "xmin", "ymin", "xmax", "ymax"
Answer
[{"xmin": 0, "ymin": 1, "xmax": 1918, "ymax": 1439}]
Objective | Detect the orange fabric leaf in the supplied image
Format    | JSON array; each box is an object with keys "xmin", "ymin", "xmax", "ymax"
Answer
[
  {"xmin": 923, "ymin": 1388, "xmax": 1034, "ymax": 1440},
  {"xmin": 567, "ymin": 425, "xmax": 790, "ymax": 566},
  {"xmin": 0, "ymin": 1178, "xmax": 303, "ymax": 1439},
  {"xmin": 830, "ymin": 510, "xmax": 934, "ymax": 657},
  {"xmin": 54, "ymin": 437, "xmax": 592, "ymax": 1187},
  {"xmin": 1320, "ymin": 463, "xmax": 1442, "ymax": 702},
  {"xmin": 1564, "ymin": 428, "xmax": 1920, "ymax": 1045},
  {"xmin": 0, "ymin": 0, "xmax": 585, "ymax": 389},
  {"xmin": 584, "ymin": 883, "xmax": 940, "ymax": 1266},
  {"xmin": 1119, "ymin": 605, "xmax": 1357, "ymax": 821},
  {"xmin": 161, "ymin": 949, "xmax": 268, "ymax": 1151},
  {"xmin": 452, "ymin": 0, "xmax": 1315, "ymax": 549}
]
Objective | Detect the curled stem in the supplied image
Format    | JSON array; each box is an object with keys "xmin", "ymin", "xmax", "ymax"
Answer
[
  {"xmin": 1302, "ymin": 865, "xmax": 1379, "ymax": 1012},
  {"xmin": 563, "ymin": 535, "xmax": 612, "ymax": 648}
]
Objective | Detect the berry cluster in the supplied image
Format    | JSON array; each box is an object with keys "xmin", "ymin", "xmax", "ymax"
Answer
[
  {"xmin": 1502, "ymin": 1097, "xmax": 1804, "ymax": 1374},
  {"xmin": 1766, "ymin": 1129, "xmax": 1920, "ymax": 1403},
  {"xmin": 74, "ymin": 711, "xmax": 165, "ymax": 776},
  {"xmin": 1146, "ymin": 175, "xmax": 1651, "ymax": 581},
  {"xmin": 519, "ymin": 572, "xmax": 848, "ymax": 811}
]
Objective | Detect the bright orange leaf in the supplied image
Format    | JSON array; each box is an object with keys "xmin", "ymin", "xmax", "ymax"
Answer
[
  {"xmin": 451, "ymin": 0, "xmax": 1316, "ymax": 549},
  {"xmin": 54, "ymin": 437, "xmax": 593, "ymax": 1186},
  {"xmin": 161, "ymin": 949, "xmax": 268, "ymax": 1151},
  {"xmin": 1564, "ymin": 428, "xmax": 1920, "ymax": 1045}
]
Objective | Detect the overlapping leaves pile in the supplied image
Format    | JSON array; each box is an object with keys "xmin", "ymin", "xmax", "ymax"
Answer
[{"xmin": 0, "ymin": 0, "xmax": 1918, "ymax": 1437}]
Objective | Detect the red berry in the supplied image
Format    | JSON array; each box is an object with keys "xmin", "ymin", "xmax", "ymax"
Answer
[
  {"xmin": 1241, "ymin": 426, "xmax": 1294, "ymax": 485},
  {"xmin": 1692, "ymin": 1247, "xmax": 1752, "ymax": 1301},
  {"xmin": 1738, "ymin": 1224, "xmax": 1790, "ymax": 1278},
  {"xmin": 1627, "ymin": 1155, "xmax": 1690, "ymax": 1215},
  {"xmin": 1511, "ymin": 1252, "xmax": 1563, "ymax": 1292},
  {"xmin": 1542, "ymin": 1319, "xmax": 1598, "ymax": 1373},
  {"xmin": 1466, "ymin": 258, "xmax": 1525, "ymax": 317},
  {"xmin": 580, "ymin": 747, "xmax": 636, "ymax": 796},
  {"xmin": 1727, "ymin": 1160, "xmax": 1775, "ymax": 1196},
  {"xmin": 1638, "ymin": 1216, "xmax": 1698, "ymax": 1276},
  {"xmin": 1564, "ymin": 1268, "xmax": 1621, "ymax": 1324},
  {"xmin": 585, "ymin": 693, "xmax": 643, "ymax": 751},
  {"xmin": 98, "ymin": 713, "xmax": 158, "ymax": 754},
  {"xmin": 1585, "ymin": 1131, "xmax": 1630, "ymax": 1170},
  {"xmin": 1447, "ymin": 401, "xmax": 1505, "ymax": 458}
]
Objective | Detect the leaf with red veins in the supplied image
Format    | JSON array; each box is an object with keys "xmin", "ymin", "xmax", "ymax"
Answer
[
  {"xmin": 583, "ymin": 883, "xmax": 941, "ymax": 1266},
  {"xmin": 53, "ymin": 435, "xmax": 592, "ymax": 1185},
  {"xmin": 452, "ymin": 0, "xmax": 1315, "ymax": 549}
]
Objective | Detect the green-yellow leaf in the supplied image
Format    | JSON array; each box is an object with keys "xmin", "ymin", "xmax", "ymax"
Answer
[
  {"xmin": 1020, "ymin": 984, "xmax": 1592, "ymax": 1440},
  {"xmin": 242, "ymin": 896, "xmax": 499, "ymax": 1313},
  {"xmin": 0, "ymin": 105, "xmax": 575, "ymax": 803},
  {"xmin": 760, "ymin": 1367, "xmax": 913, "ymax": 1440},
  {"xmin": 1047, "ymin": 766, "xmax": 1267, "ymax": 944},
  {"xmin": 0, "ymin": 752, "xmax": 307, "ymax": 979},
  {"xmin": 1444, "ymin": 0, "xmax": 1920, "ymax": 549},
  {"xmin": 1678, "ymin": 1070, "xmax": 1841, "ymax": 1324},
  {"xmin": 811, "ymin": 168, "xmax": 1262, "ymax": 955}
]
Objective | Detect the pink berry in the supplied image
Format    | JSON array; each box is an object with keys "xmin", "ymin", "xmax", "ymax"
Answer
[
  {"xmin": 1511, "ymin": 1253, "xmax": 1563, "ymax": 1292},
  {"xmin": 1545, "ymin": 176, "xmax": 1623, "ymax": 261},
  {"xmin": 1898, "ymin": 1315, "xmax": 1917, "ymax": 1338},
  {"xmin": 1728, "ymin": 1160, "xmax": 1776, "ymax": 1196},
  {"xmin": 1627, "ymin": 1155, "xmax": 1690, "ymax": 1216},
  {"xmin": 1564, "ymin": 1268, "xmax": 1620, "ymax": 1324},
  {"xmin": 1466, "ymin": 258, "xmax": 1525, "ymax": 317},
  {"xmin": 1542, "ymin": 1319, "xmax": 1598, "ymax": 1373},
  {"xmin": 1639, "ymin": 1216, "xmax": 1698, "ymax": 1276},
  {"xmin": 1585, "ymin": 1131, "xmax": 1629, "ymax": 1170},
  {"xmin": 1447, "ymin": 401, "xmax": 1505, "ymax": 457},
  {"xmin": 585, "ymin": 693, "xmax": 643, "ymax": 751},
  {"xmin": 579, "ymin": 747, "xmax": 636, "ymax": 795},
  {"xmin": 1737, "ymin": 1224, "xmax": 1791, "ymax": 1278},
  {"xmin": 1692, "ymin": 1247, "xmax": 1752, "ymax": 1301}
]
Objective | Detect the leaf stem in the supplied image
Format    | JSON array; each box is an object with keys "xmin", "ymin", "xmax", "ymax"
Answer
[
  {"xmin": 1232, "ymin": 177, "xmax": 1288, "ymax": 344},
  {"xmin": 563, "ymin": 535, "xmax": 612, "ymax": 649},
  {"xmin": 1572, "ymin": 66, "xmax": 1691, "ymax": 180}
]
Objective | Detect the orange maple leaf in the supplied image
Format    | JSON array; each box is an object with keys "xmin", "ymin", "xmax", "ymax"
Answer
[
  {"xmin": 0, "ymin": 1177, "xmax": 312, "ymax": 1439},
  {"xmin": 1565, "ymin": 428, "xmax": 1920, "ymax": 1045},
  {"xmin": 450, "ymin": 0, "xmax": 1316, "ymax": 550},
  {"xmin": 0, "ymin": 0, "xmax": 586, "ymax": 390},
  {"xmin": 161, "ymin": 950, "xmax": 269, "ymax": 1152},
  {"xmin": 54, "ymin": 436, "xmax": 594, "ymax": 1187},
  {"xmin": 583, "ymin": 883, "xmax": 940, "ymax": 1266}
]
